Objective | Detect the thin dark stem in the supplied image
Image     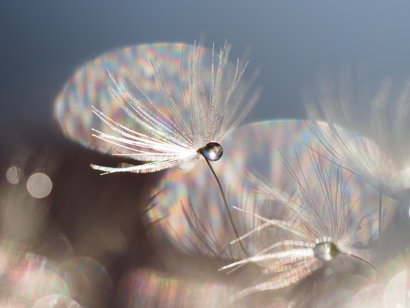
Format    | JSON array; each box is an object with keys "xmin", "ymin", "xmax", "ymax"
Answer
[
  {"xmin": 342, "ymin": 252, "xmax": 378, "ymax": 275},
  {"xmin": 379, "ymin": 187, "xmax": 382, "ymax": 238},
  {"xmin": 202, "ymin": 156, "xmax": 249, "ymax": 258}
]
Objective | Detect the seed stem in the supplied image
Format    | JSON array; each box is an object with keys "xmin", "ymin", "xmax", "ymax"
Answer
[
  {"xmin": 341, "ymin": 252, "xmax": 378, "ymax": 274},
  {"xmin": 202, "ymin": 156, "xmax": 249, "ymax": 258}
]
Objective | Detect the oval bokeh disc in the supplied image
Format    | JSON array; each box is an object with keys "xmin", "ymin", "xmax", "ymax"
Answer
[
  {"xmin": 54, "ymin": 42, "xmax": 246, "ymax": 154},
  {"xmin": 146, "ymin": 120, "xmax": 398, "ymax": 257}
]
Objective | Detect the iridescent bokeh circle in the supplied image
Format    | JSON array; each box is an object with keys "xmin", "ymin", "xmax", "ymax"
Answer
[{"xmin": 54, "ymin": 42, "xmax": 244, "ymax": 154}]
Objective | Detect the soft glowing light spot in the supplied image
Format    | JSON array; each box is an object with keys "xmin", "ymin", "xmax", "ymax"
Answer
[
  {"xmin": 27, "ymin": 173, "xmax": 52, "ymax": 198},
  {"xmin": 15, "ymin": 270, "xmax": 68, "ymax": 304},
  {"xmin": 6, "ymin": 166, "xmax": 21, "ymax": 184},
  {"xmin": 383, "ymin": 270, "xmax": 407, "ymax": 308},
  {"xmin": 324, "ymin": 267, "xmax": 333, "ymax": 276},
  {"xmin": 118, "ymin": 269, "xmax": 235, "ymax": 308}
]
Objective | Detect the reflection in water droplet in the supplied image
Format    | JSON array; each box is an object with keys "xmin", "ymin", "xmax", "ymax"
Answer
[
  {"xmin": 6, "ymin": 167, "xmax": 21, "ymax": 184},
  {"xmin": 201, "ymin": 142, "xmax": 223, "ymax": 161},
  {"xmin": 26, "ymin": 173, "xmax": 52, "ymax": 198},
  {"xmin": 313, "ymin": 242, "xmax": 339, "ymax": 262}
]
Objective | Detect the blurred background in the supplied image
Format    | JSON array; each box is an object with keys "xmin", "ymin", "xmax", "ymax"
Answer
[{"xmin": 1, "ymin": 1, "xmax": 410, "ymax": 307}]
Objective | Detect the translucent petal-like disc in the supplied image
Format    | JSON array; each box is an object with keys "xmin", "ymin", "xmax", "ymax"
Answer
[
  {"xmin": 146, "ymin": 120, "xmax": 398, "ymax": 257},
  {"xmin": 54, "ymin": 43, "xmax": 244, "ymax": 154}
]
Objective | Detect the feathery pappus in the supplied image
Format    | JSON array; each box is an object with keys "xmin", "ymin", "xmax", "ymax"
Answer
[
  {"xmin": 303, "ymin": 68, "xmax": 410, "ymax": 199},
  {"xmin": 90, "ymin": 39, "xmax": 261, "ymax": 257},
  {"xmin": 219, "ymin": 149, "xmax": 377, "ymax": 301},
  {"xmin": 90, "ymin": 40, "xmax": 261, "ymax": 174}
]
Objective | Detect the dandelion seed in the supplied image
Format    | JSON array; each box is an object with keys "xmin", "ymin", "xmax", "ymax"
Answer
[
  {"xmin": 219, "ymin": 149, "xmax": 378, "ymax": 301},
  {"xmin": 303, "ymin": 68, "xmax": 410, "ymax": 234},
  {"xmin": 90, "ymin": 39, "xmax": 262, "ymax": 256},
  {"xmin": 147, "ymin": 120, "xmax": 395, "ymax": 260}
]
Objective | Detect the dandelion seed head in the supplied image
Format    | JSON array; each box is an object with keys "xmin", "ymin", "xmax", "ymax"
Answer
[
  {"xmin": 147, "ymin": 120, "xmax": 396, "ymax": 260},
  {"xmin": 56, "ymin": 39, "xmax": 261, "ymax": 175},
  {"xmin": 220, "ymin": 147, "xmax": 381, "ymax": 300},
  {"xmin": 54, "ymin": 43, "xmax": 209, "ymax": 152},
  {"xmin": 304, "ymin": 70, "xmax": 410, "ymax": 197}
]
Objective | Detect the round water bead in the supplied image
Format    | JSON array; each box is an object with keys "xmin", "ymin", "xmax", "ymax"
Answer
[
  {"xmin": 201, "ymin": 142, "xmax": 223, "ymax": 161},
  {"xmin": 313, "ymin": 242, "xmax": 340, "ymax": 262}
]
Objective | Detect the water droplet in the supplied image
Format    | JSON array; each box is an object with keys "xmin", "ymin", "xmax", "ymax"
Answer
[
  {"xmin": 313, "ymin": 241, "xmax": 339, "ymax": 261},
  {"xmin": 202, "ymin": 142, "xmax": 223, "ymax": 161}
]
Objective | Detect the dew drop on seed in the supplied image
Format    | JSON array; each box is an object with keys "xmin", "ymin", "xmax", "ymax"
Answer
[
  {"xmin": 202, "ymin": 142, "xmax": 223, "ymax": 161},
  {"xmin": 313, "ymin": 242, "xmax": 339, "ymax": 261}
]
